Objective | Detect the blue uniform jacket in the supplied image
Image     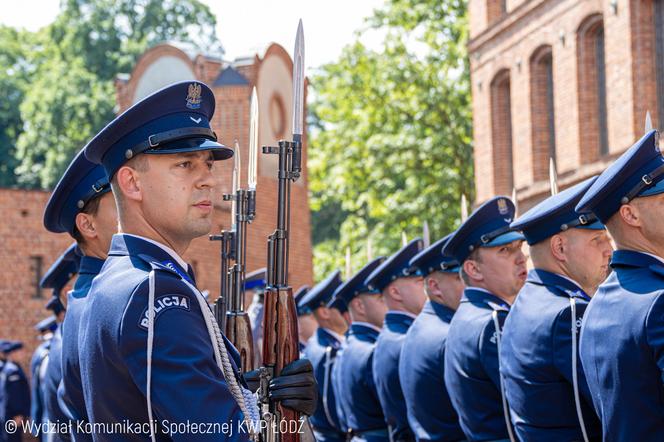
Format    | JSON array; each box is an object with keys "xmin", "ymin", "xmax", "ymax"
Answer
[
  {"xmin": 303, "ymin": 328, "xmax": 345, "ymax": 441},
  {"xmin": 399, "ymin": 301, "xmax": 464, "ymax": 442},
  {"xmin": 444, "ymin": 288, "xmax": 509, "ymax": 441},
  {"xmin": 78, "ymin": 234, "xmax": 248, "ymax": 441},
  {"xmin": 500, "ymin": 270, "xmax": 600, "ymax": 441},
  {"xmin": 0, "ymin": 359, "xmax": 30, "ymax": 442},
  {"xmin": 372, "ymin": 312, "xmax": 415, "ymax": 442},
  {"xmin": 331, "ymin": 342, "xmax": 346, "ymax": 434},
  {"xmin": 30, "ymin": 339, "xmax": 51, "ymax": 430},
  {"xmin": 59, "ymin": 255, "xmax": 104, "ymax": 442},
  {"xmin": 334, "ymin": 323, "xmax": 388, "ymax": 442},
  {"xmin": 43, "ymin": 325, "xmax": 69, "ymax": 441},
  {"xmin": 580, "ymin": 250, "xmax": 664, "ymax": 441}
]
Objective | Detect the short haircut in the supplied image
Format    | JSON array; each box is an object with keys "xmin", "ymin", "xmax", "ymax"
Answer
[{"xmin": 459, "ymin": 248, "xmax": 482, "ymax": 286}]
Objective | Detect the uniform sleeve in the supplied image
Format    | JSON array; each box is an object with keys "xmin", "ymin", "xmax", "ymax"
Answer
[
  {"xmin": 120, "ymin": 275, "xmax": 249, "ymax": 442},
  {"xmin": 6, "ymin": 367, "xmax": 31, "ymax": 418},
  {"xmin": 552, "ymin": 303, "xmax": 594, "ymax": 404},
  {"xmin": 645, "ymin": 293, "xmax": 664, "ymax": 385},
  {"xmin": 366, "ymin": 350, "xmax": 381, "ymax": 404},
  {"xmin": 479, "ymin": 313, "xmax": 504, "ymax": 390}
]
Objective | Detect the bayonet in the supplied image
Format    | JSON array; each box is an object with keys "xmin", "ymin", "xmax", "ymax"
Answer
[
  {"xmin": 461, "ymin": 195, "xmax": 469, "ymax": 222},
  {"xmin": 422, "ymin": 221, "xmax": 430, "ymax": 248},
  {"xmin": 512, "ymin": 187, "xmax": 518, "ymax": 217},
  {"xmin": 292, "ymin": 19, "xmax": 305, "ymax": 141},
  {"xmin": 646, "ymin": 110, "xmax": 653, "ymax": 133},
  {"xmin": 249, "ymin": 87, "xmax": 259, "ymax": 191},
  {"xmin": 401, "ymin": 231, "xmax": 408, "ymax": 247},
  {"xmin": 549, "ymin": 157, "xmax": 558, "ymax": 196}
]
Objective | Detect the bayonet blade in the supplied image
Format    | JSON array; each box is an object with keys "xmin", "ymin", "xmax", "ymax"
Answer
[
  {"xmin": 248, "ymin": 87, "xmax": 259, "ymax": 190},
  {"xmin": 461, "ymin": 195, "xmax": 469, "ymax": 222},
  {"xmin": 345, "ymin": 246, "xmax": 352, "ymax": 279},
  {"xmin": 422, "ymin": 221, "xmax": 430, "ymax": 248},
  {"xmin": 231, "ymin": 140, "xmax": 240, "ymax": 226},
  {"xmin": 401, "ymin": 231, "xmax": 408, "ymax": 247},
  {"xmin": 512, "ymin": 187, "xmax": 518, "ymax": 217},
  {"xmin": 292, "ymin": 19, "xmax": 305, "ymax": 140},
  {"xmin": 549, "ymin": 157, "xmax": 558, "ymax": 195},
  {"xmin": 646, "ymin": 110, "xmax": 653, "ymax": 133}
]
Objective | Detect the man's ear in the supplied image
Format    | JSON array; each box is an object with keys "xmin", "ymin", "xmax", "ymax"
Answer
[
  {"xmin": 619, "ymin": 202, "xmax": 641, "ymax": 227},
  {"xmin": 115, "ymin": 166, "xmax": 143, "ymax": 203},
  {"xmin": 74, "ymin": 212, "xmax": 97, "ymax": 241},
  {"xmin": 351, "ymin": 297, "xmax": 364, "ymax": 315},
  {"xmin": 549, "ymin": 235, "xmax": 567, "ymax": 262},
  {"xmin": 427, "ymin": 276, "xmax": 440, "ymax": 296},
  {"xmin": 388, "ymin": 283, "xmax": 403, "ymax": 302},
  {"xmin": 463, "ymin": 259, "xmax": 483, "ymax": 282}
]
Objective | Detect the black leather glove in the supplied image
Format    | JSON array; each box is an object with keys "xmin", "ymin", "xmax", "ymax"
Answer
[
  {"xmin": 243, "ymin": 368, "xmax": 261, "ymax": 394},
  {"xmin": 269, "ymin": 358, "xmax": 318, "ymax": 416}
]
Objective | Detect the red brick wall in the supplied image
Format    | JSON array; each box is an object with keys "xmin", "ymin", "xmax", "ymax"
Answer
[{"xmin": 469, "ymin": 0, "xmax": 648, "ymax": 210}]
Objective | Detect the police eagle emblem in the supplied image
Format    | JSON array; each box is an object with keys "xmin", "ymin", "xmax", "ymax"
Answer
[
  {"xmin": 497, "ymin": 198, "xmax": 509, "ymax": 215},
  {"xmin": 186, "ymin": 83, "xmax": 202, "ymax": 109}
]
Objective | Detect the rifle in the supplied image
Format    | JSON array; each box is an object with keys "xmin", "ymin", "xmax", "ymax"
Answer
[{"xmin": 259, "ymin": 19, "xmax": 305, "ymax": 442}]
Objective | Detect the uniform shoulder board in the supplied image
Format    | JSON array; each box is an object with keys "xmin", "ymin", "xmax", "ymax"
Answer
[
  {"xmin": 486, "ymin": 300, "xmax": 509, "ymax": 313},
  {"xmin": 8, "ymin": 374, "xmax": 20, "ymax": 382},
  {"xmin": 137, "ymin": 254, "xmax": 183, "ymax": 279}
]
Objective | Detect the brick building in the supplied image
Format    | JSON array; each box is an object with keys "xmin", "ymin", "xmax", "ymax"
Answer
[
  {"xmin": 469, "ymin": 0, "xmax": 664, "ymax": 210},
  {"xmin": 0, "ymin": 42, "xmax": 313, "ymax": 373}
]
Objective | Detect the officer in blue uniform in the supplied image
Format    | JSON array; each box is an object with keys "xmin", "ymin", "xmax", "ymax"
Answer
[
  {"xmin": 365, "ymin": 239, "xmax": 425, "ymax": 442},
  {"xmin": 40, "ymin": 243, "xmax": 81, "ymax": 442},
  {"xmin": 295, "ymin": 286, "xmax": 318, "ymax": 353},
  {"xmin": 245, "ymin": 268, "xmax": 267, "ymax": 367},
  {"xmin": 299, "ymin": 270, "xmax": 348, "ymax": 441},
  {"xmin": 575, "ymin": 130, "xmax": 664, "ymax": 441},
  {"xmin": 78, "ymin": 81, "xmax": 316, "ymax": 441},
  {"xmin": 329, "ymin": 257, "xmax": 388, "ymax": 442},
  {"xmin": 502, "ymin": 177, "xmax": 612, "ymax": 442},
  {"xmin": 0, "ymin": 340, "xmax": 30, "ymax": 442},
  {"xmin": 399, "ymin": 234, "xmax": 465, "ymax": 442},
  {"xmin": 442, "ymin": 197, "xmax": 527, "ymax": 442},
  {"xmin": 30, "ymin": 315, "xmax": 57, "ymax": 437},
  {"xmin": 42, "ymin": 143, "xmax": 117, "ymax": 441}
]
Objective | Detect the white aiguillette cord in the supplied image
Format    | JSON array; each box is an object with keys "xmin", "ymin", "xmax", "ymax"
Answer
[
  {"xmin": 145, "ymin": 270, "xmax": 260, "ymax": 442},
  {"xmin": 570, "ymin": 297, "xmax": 590, "ymax": 442},
  {"xmin": 492, "ymin": 310, "xmax": 516, "ymax": 442}
]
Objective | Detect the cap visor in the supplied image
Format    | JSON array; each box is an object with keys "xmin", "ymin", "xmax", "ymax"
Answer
[
  {"xmin": 483, "ymin": 231, "xmax": 525, "ymax": 248},
  {"xmin": 576, "ymin": 220, "xmax": 606, "ymax": 231},
  {"xmin": 144, "ymin": 138, "xmax": 233, "ymax": 161}
]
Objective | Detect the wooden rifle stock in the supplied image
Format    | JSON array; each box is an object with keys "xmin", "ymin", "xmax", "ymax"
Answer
[{"xmin": 226, "ymin": 312, "xmax": 255, "ymax": 371}]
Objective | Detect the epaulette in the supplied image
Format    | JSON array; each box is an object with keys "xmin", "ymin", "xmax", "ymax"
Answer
[
  {"xmin": 486, "ymin": 300, "xmax": 510, "ymax": 313},
  {"xmin": 137, "ymin": 254, "xmax": 185, "ymax": 280}
]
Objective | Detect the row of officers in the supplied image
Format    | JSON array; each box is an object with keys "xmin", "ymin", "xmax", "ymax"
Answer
[
  {"xmin": 299, "ymin": 129, "xmax": 664, "ymax": 442},
  {"xmin": 3, "ymin": 79, "xmax": 664, "ymax": 442}
]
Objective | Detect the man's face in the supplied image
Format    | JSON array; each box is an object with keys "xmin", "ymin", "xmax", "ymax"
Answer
[
  {"xmin": 93, "ymin": 192, "xmax": 118, "ymax": 251},
  {"xmin": 358, "ymin": 293, "xmax": 388, "ymax": 328},
  {"xmin": 429, "ymin": 271, "xmax": 465, "ymax": 310},
  {"xmin": 562, "ymin": 228, "xmax": 613, "ymax": 295},
  {"xmin": 393, "ymin": 275, "xmax": 426, "ymax": 315},
  {"xmin": 298, "ymin": 313, "xmax": 317, "ymax": 343},
  {"xmin": 474, "ymin": 240, "xmax": 527, "ymax": 300},
  {"xmin": 141, "ymin": 151, "xmax": 217, "ymax": 243},
  {"xmin": 635, "ymin": 193, "xmax": 664, "ymax": 256}
]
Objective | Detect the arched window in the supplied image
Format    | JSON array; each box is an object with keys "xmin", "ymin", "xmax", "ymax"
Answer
[
  {"xmin": 491, "ymin": 69, "xmax": 514, "ymax": 193},
  {"xmin": 577, "ymin": 14, "xmax": 608, "ymax": 162},
  {"xmin": 487, "ymin": 0, "xmax": 507, "ymax": 25},
  {"xmin": 530, "ymin": 45, "xmax": 556, "ymax": 180}
]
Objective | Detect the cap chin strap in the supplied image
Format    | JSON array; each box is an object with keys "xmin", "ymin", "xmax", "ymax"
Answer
[
  {"xmin": 620, "ymin": 162, "xmax": 664, "ymax": 204},
  {"xmin": 560, "ymin": 213, "xmax": 598, "ymax": 231}
]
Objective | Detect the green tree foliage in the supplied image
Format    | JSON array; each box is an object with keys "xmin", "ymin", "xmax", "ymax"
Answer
[
  {"xmin": 309, "ymin": 0, "xmax": 474, "ymax": 280},
  {"xmin": 7, "ymin": 0, "xmax": 219, "ymax": 189}
]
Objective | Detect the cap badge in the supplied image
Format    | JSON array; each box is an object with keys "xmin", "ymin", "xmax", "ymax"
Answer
[
  {"xmin": 186, "ymin": 83, "xmax": 202, "ymax": 109},
  {"xmin": 497, "ymin": 198, "xmax": 509, "ymax": 215}
]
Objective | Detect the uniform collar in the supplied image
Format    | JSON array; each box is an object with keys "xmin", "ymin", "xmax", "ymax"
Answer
[
  {"xmin": 610, "ymin": 249, "xmax": 664, "ymax": 269},
  {"xmin": 527, "ymin": 269, "xmax": 589, "ymax": 300},
  {"xmin": 109, "ymin": 233, "xmax": 191, "ymax": 281},
  {"xmin": 462, "ymin": 287, "xmax": 511, "ymax": 310},
  {"xmin": 423, "ymin": 300, "xmax": 455, "ymax": 322},
  {"xmin": 321, "ymin": 327, "xmax": 345, "ymax": 344},
  {"xmin": 384, "ymin": 310, "xmax": 417, "ymax": 327},
  {"xmin": 350, "ymin": 321, "xmax": 382, "ymax": 334},
  {"xmin": 78, "ymin": 255, "xmax": 105, "ymax": 275}
]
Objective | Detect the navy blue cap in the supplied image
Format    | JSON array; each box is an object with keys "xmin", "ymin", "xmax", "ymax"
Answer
[
  {"xmin": 298, "ymin": 270, "xmax": 343, "ymax": 311},
  {"xmin": 332, "ymin": 257, "xmax": 386, "ymax": 306},
  {"xmin": 40, "ymin": 243, "xmax": 81, "ymax": 292},
  {"xmin": 244, "ymin": 268, "xmax": 267, "ymax": 291},
  {"xmin": 443, "ymin": 196, "xmax": 525, "ymax": 263},
  {"xmin": 326, "ymin": 296, "xmax": 348, "ymax": 313},
  {"xmin": 45, "ymin": 296, "xmax": 66, "ymax": 316},
  {"xmin": 0, "ymin": 340, "xmax": 23, "ymax": 354},
  {"xmin": 364, "ymin": 239, "xmax": 424, "ymax": 292},
  {"xmin": 294, "ymin": 286, "xmax": 311, "ymax": 315},
  {"xmin": 43, "ymin": 149, "xmax": 111, "ymax": 234},
  {"xmin": 84, "ymin": 81, "xmax": 233, "ymax": 178},
  {"xmin": 409, "ymin": 233, "xmax": 460, "ymax": 276},
  {"xmin": 34, "ymin": 316, "xmax": 57, "ymax": 333},
  {"xmin": 576, "ymin": 130, "xmax": 664, "ymax": 222},
  {"xmin": 512, "ymin": 177, "xmax": 605, "ymax": 245}
]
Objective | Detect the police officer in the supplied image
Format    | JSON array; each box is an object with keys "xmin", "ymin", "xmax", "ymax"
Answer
[
  {"xmin": 40, "ymin": 244, "xmax": 80, "ymax": 442},
  {"xmin": 0, "ymin": 340, "xmax": 30, "ymax": 442},
  {"xmin": 244, "ymin": 267, "xmax": 266, "ymax": 367},
  {"xmin": 30, "ymin": 316, "xmax": 57, "ymax": 437},
  {"xmin": 502, "ymin": 177, "xmax": 611, "ymax": 442},
  {"xmin": 365, "ymin": 238, "xmax": 425, "ymax": 442},
  {"xmin": 42, "ymin": 145, "xmax": 117, "ymax": 441},
  {"xmin": 295, "ymin": 286, "xmax": 318, "ymax": 353},
  {"xmin": 79, "ymin": 81, "xmax": 316, "ymax": 440},
  {"xmin": 399, "ymin": 234, "xmax": 465, "ymax": 442},
  {"xmin": 575, "ymin": 130, "xmax": 664, "ymax": 441},
  {"xmin": 329, "ymin": 257, "xmax": 388, "ymax": 442},
  {"xmin": 299, "ymin": 270, "xmax": 348, "ymax": 441},
  {"xmin": 442, "ymin": 196, "xmax": 527, "ymax": 442}
]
